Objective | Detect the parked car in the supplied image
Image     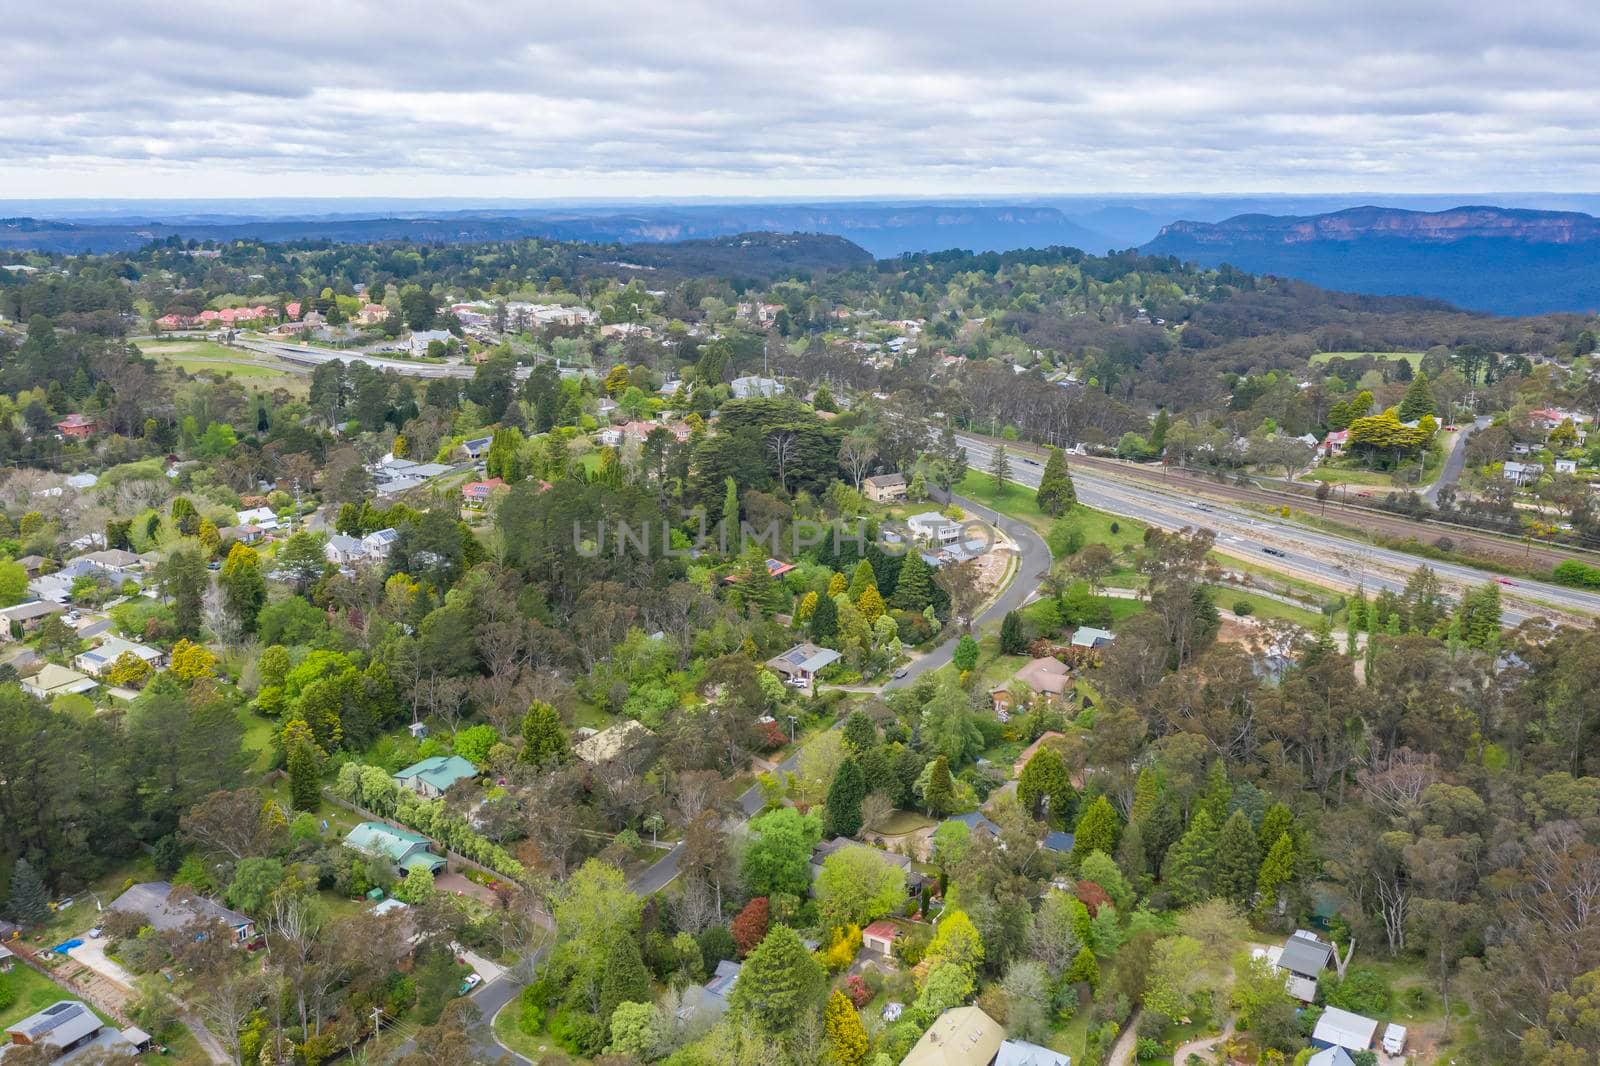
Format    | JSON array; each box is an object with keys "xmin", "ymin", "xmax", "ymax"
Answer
[
  {"xmin": 459, "ymin": 973, "xmax": 482, "ymax": 995},
  {"xmin": 892, "ymin": 667, "xmax": 909, "ymax": 679}
]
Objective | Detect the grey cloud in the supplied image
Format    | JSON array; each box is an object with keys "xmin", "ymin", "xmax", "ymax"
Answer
[{"xmin": 1, "ymin": 1, "xmax": 1598, "ymax": 197}]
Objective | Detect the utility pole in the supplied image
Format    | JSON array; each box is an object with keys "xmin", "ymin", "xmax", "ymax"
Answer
[{"xmin": 370, "ymin": 1006, "xmax": 383, "ymax": 1043}]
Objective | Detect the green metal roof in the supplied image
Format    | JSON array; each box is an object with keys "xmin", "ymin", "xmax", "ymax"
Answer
[
  {"xmin": 345, "ymin": 821, "xmax": 438, "ymax": 864},
  {"xmin": 393, "ymin": 755, "xmax": 478, "ymax": 792}
]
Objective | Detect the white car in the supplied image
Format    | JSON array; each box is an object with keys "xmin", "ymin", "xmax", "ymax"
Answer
[{"xmin": 785, "ymin": 677, "xmax": 809, "ymax": 689}]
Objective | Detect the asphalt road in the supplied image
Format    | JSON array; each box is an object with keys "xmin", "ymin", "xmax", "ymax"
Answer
[
  {"xmin": 957, "ymin": 434, "xmax": 1600, "ymax": 626},
  {"xmin": 1422, "ymin": 415, "xmax": 1489, "ymax": 505},
  {"xmin": 234, "ymin": 337, "xmax": 511, "ymax": 379}
]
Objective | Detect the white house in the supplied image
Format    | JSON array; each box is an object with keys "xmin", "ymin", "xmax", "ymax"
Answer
[
  {"xmin": 75, "ymin": 636, "xmax": 165, "ymax": 678},
  {"xmin": 1504, "ymin": 461, "xmax": 1544, "ymax": 485},
  {"xmin": 1311, "ymin": 1006, "xmax": 1378, "ymax": 1053},
  {"xmin": 730, "ymin": 376, "xmax": 784, "ymax": 399},
  {"xmin": 907, "ymin": 511, "xmax": 962, "ymax": 546},
  {"xmin": 1555, "ymin": 458, "xmax": 1578, "ymax": 475},
  {"xmin": 361, "ymin": 528, "xmax": 399, "ymax": 559},
  {"xmin": 409, "ymin": 329, "xmax": 454, "ymax": 356}
]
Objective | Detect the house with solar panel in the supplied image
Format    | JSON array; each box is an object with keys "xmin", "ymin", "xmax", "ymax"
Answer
[
  {"xmin": 4, "ymin": 1000, "xmax": 150, "ymax": 1062},
  {"xmin": 344, "ymin": 822, "xmax": 447, "ymax": 876}
]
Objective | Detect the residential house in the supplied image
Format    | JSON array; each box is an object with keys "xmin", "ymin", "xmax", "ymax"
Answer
[
  {"xmin": 764, "ymin": 642, "xmax": 842, "ymax": 687},
  {"xmin": 74, "ymin": 549, "xmax": 144, "ymax": 575},
  {"xmin": 1311, "ymin": 1006, "xmax": 1378, "ymax": 1054},
  {"xmin": 4, "ymin": 1001, "xmax": 148, "ymax": 1063},
  {"xmin": 393, "ymin": 755, "xmax": 478, "ymax": 799},
  {"xmin": 1321, "ymin": 429, "xmax": 1349, "ymax": 456},
  {"xmin": 1272, "ymin": 930, "xmax": 1336, "ymax": 1002},
  {"xmin": 595, "ymin": 397, "xmax": 620, "ymax": 419},
  {"xmin": 1504, "ymin": 461, "xmax": 1544, "ymax": 485},
  {"xmin": 362, "ymin": 528, "xmax": 400, "ymax": 560},
  {"xmin": 1012, "ymin": 732, "xmax": 1066, "ymax": 778},
  {"xmin": 809, "ymin": 838, "xmax": 917, "ymax": 885},
  {"xmin": 344, "ymin": 822, "xmax": 447, "ymax": 875},
  {"xmin": 54, "ymin": 414, "xmax": 100, "ymax": 440},
  {"xmin": 996, "ymin": 1039, "xmax": 1071, "ymax": 1066},
  {"xmin": 408, "ymin": 329, "xmax": 454, "ymax": 356},
  {"xmin": 619, "ymin": 419, "xmax": 692, "ymax": 444},
  {"xmin": 74, "ymin": 636, "xmax": 165, "ymax": 678},
  {"xmin": 325, "ymin": 534, "xmax": 365, "ymax": 568},
  {"xmin": 0, "ymin": 944, "xmax": 13, "ymax": 973},
  {"xmin": 862, "ymin": 920, "xmax": 900, "ymax": 956},
  {"xmin": 902, "ymin": 1005, "xmax": 1006, "ymax": 1066},
  {"xmin": 234, "ymin": 506, "xmax": 280, "ymax": 532},
  {"xmin": 21, "ymin": 664, "xmax": 98, "ymax": 700},
  {"xmin": 461, "ymin": 435, "xmax": 493, "ymax": 459},
  {"xmin": 690, "ymin": 959, "xmax": 742, "ymax": 1017},
  {"xmin": 862, "ymin": 473, "xmax": 907, "ymax": 503},
  {"xmin": 218, "ymin": 524, "xmax": 263, "ymax": 545},
  {"xmin": 989, "ymin": 658, "xmax": 1071, "ymax": 716},
  {"xmin": 1555, "ymin": 458, "xmax": 1578, "ymax": 475},
  {"xmin": 946, "ymin": 811, "xmax": 1001, "ymax": 839},
  {"xmin": 1306, "ymin": 1048, "xmax": 1356, "ymax": 1066},
  {"xmin": 1070, "ymin": 626, "xmax": 1115, "ymax": 650},
  {"xmin": 573, "ymin": 720, "xmax": 655, "ymax": 764},
  {"xmin": 462, "ymin": 478, "xmax": 507, "ymax": 508},
  {"xmin": 907, "ymin": 511, "xmax": 962, "ymax": 546},
  {"xmin": 109, "ymin": 881, "xmax": 257, "ymax": 944},
  {"xmin": 1042, "ymin": 831, "xmax": 1076, "ymax": 857},
  {"xmin": 0, "ymin": 600, "xmax": 65, "ymax": 637},
  {"xmin": 728, "ymin": 375, "xmax": 784, "ymax": 399},
  {"xmin": 14, "ymin": 555, "xmax": 45, "ymax": 577},
  {"xmin": 596, "ymin": 426, "xmax": 625, "ymax": 448}
]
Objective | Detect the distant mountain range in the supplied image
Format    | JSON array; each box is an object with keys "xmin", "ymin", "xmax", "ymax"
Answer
[
  {"xmin": 7, "ymin": 198, "xmax": 1600, "ymax": 315},
  {"xmin": 1143, "ymin": 205, "xmax": 1600, "ymax": 315},
  {"xmin": 0, "ymin": 203, "xmax": 1112, "ymax": 259}
]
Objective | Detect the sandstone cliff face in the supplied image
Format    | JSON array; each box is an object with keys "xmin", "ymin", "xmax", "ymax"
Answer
[{"xmin": 1154, "ymin": 205, "xmax": 1600, "ymax": 245}]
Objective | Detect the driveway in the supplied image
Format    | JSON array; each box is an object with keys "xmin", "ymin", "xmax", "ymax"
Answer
[
  {"xmin": 1422, "ymin": 415, "xmax": 1487, "ymax": 505},
  {"xmin": 65, "ymin": 936, "xmax": 135, "ymax": 990}
]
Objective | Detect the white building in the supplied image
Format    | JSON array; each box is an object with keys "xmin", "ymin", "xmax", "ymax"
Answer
[{"xmin": 907, "ymin": 511, "xmax": 962, "ymax": 546}]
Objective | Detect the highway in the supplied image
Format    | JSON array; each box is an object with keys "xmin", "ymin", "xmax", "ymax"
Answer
[
  {"xmin": 233, "ymin": 337, "xmax": 486, "ymax": 378},
  {"xmin": 956, "ymin": 434, "xmax": 1600, "ymax": 626}
]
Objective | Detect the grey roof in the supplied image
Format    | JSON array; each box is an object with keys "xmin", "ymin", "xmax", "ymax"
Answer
[
  {"xmin": 863, "ymin": 473, "xmax": 906, "ymax": 488},
  {"xmin": 1043, "ymin": 831, "xmax": 1075, "ymax": 853},
  {"xmin": 1312, "ymin": 1006, "xmax": 1378, "ymax": 1052},
  {"xmin": 705, "ymin": 959, "xmax": 741, "ymax": 1000},
  {"xmin": 6, "ymin": 1001, "xmax": 102, "ymax": 1048},
  {"xmin": 1278, "ymin": 931, "xmax": 1334, "ymax": 977},
  {"xmin": 108, "ymin": 881, "xmax": 253, "ymax": 934},
  {"xmin": 1307, "ymin": 1049, "xmax": 1356, "ymax": 1066},
  {"xmin": 811, "ymin": 837, "xmax": 913, "ymax": 871},
  {"xmin": 996, "ymin": 1039, "xmax": 1072, "ymax": 1066},
  {"xmin": 945, "ymin": 811, "xmax": 1001, "ymax": 837}
]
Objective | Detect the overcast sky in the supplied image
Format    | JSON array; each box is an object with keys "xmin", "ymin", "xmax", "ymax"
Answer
[{"xmin": 4, "ymin": 1, "xmax": 1597, "ymax": 200}]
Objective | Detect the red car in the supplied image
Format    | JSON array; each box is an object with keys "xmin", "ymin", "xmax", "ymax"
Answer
[
  {"xmin": 1444, "ymin": 424, "xmax": 1458, "ymax": 431},
  {"xmin": 1496, "ymin": 577, "xmax": 1515, "ymax": 586}
]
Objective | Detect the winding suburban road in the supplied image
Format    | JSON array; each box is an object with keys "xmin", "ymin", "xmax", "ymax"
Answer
[{"xmin": 957, "ymin": 434, "xmax": 1600, "ymax": 626}]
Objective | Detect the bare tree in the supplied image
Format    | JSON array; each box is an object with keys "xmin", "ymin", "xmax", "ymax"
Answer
[
  {"xmin": 766, "ymin": 430, "xmax": 798, "ymax": 493},
  {"xmin": 838, "ymin": 434, "xmax": 877, "ymax": 490}
]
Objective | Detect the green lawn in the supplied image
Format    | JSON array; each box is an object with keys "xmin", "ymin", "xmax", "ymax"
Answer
[
  {"xmin": 954, "ymin": 471, "xmax": 1149, "ymax": 562},
  {"xmin": 492, "ymin": 990, "xmax": 556, "ymax": 1060},
  {"xmin": 1217, "ymin": 587, "xmax": 1326, "ymax": 628},
  {"xmin": 1310, "ymin": 351, "xmax": 1424, "ymax": 367},
  {"xmin": 873, "ymin": 810, "xmax": 936, "ymax": 835},
  {"xmin": 141, "ymin": 338, "xmax": 307, "ymax": 389},
  {"xmin": 0, "ymin": 963, "xmax": 97, "ymax": 1029},
  {"xmin": 236, "ymin": 706, "xmax": 278, "ymax": 775}
]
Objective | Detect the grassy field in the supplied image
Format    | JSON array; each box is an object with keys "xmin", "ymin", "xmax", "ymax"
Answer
[
  {"xmin": 1311, "ymin": 350, "xmax": 1424, "ymax": 367},
  {"xmin": 0, "ymin": 963, "xmax": 103, "ymax": 1029},
  {"xmin": 140, "ymin": 338, "xmax": 308, "ymax": 390},
  {"xmin": 1217, "ymin": 586, "xmax": 1326, "ymax": 627},
  {"xmin": 492, "ymin": 996, "xmax": 555, "ymax": 1060},
  {"xmin": 954, "ymin": 472, "xmax": 1149, "ymax": 560},
  {"xmin": 236, "ymin": 705, "xmax": 278, "ymax": 775}
]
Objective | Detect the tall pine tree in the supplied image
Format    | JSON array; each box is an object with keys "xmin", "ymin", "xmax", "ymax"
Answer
[
  {"xmin": 1212, "ymin": 809, "xmax": 1261, "ymax": 907},
  {"xmin": 599, "ymin": 934, "xmax": 652, "ymax": 1040},
  {"xmin": 825, "ymin": 758, "xmax": 866, "ymax": 838},
  {"xmin": 892, "ymin": 551, "xmax": 936, "ymax": 611},
  {"xmin": 1162, "ymin": 809, "xmax": 1218, "ymax": 906},
  {"xmin": 1397, "ymin": 371, "xmax": 1436, "ymax": 421},
  {"xmin": 521, "ymin": 701, "xmax": 569, "ymax": 766},
  {"xmin": 1034, "ymin": 447, "xmax": 1077, "ymax": 516},
  {"xmin": 999, "ymin": 610, "xmax": 1027, "ymax": 655},
  {"xmin": 809, "ymin": 592, "xmax": 839, "ymax": 643},
  {"xmin": 6, "ymin": 857, "xmax": 48, "ymax": 925},
  {"xmin": 1072, "ymin": 795, "xmax": 1120, "ymax": 863}
]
